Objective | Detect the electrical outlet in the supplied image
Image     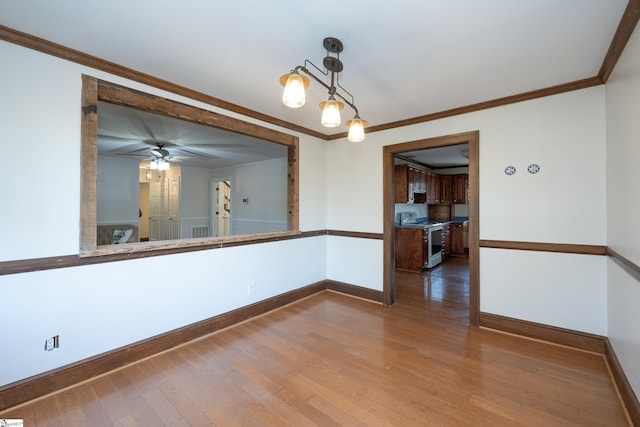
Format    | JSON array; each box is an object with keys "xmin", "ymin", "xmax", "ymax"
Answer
[
  {"xmin": 248, "ymin": 281, "xmax": 256, "ymax": 295},
  {"xmin": 44, "ymin": 335, "xmax": 59, "ymax": 351}
]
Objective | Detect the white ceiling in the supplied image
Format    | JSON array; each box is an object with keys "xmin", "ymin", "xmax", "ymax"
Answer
[
  {"xmin": 97, "ymin": 101, "xmax": 288, "ymax": 169},
  {"xmin": 0, "ymin": 0, "xmax": 629, "ymax": 140}
]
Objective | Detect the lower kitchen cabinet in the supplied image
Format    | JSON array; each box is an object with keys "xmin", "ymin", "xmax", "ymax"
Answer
[
  {"xmin": 395, "ymin": 227, "xmax": 425, "ymax": 270},
  {"xmin": 442, "ymin": 223, "xmax": 451, "ymax": 260},
  {"xmin": 450, "ymin": 222, "xmax": 465, "ymax": 256}
]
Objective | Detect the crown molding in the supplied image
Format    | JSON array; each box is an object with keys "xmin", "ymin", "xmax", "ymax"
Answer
[{"xmin": 2, "ymin": 1, "xmax": 639, "ymax": 139}]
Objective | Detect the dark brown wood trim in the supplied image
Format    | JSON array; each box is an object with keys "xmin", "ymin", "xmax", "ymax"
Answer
[
  {"xmin": 81, "ymin": 77, "xmax": 301, "ymax": 256},
  {"xmin": 383, "ymin": 131, "xmax": 480, "ymax": 325},
  {"xmin": 80, "ymin": 75, "xmax": 98, "ymax": 252},
  {"xmin": 607, "ymin": 247, "xmax": 640, "ymax": 282},
  {"xmin": 0, "ymin": 281, "xmax": 327, "ymax": 411},
  {"xmin": 0, "ymin": 24, "xmax": 326, "ymax": 140},
  {"xmin": 348, "ymin": 77, "xmax": 603, "ymax": 137},
  {"xmin": 480, "ymin": 240, "xmax": 606, "ymax": 255},
  {"xmin": 479, "ymin": 312, "xmax": 606, "ymax": 353},
  {"xmin": 0, "ymin": 230, "xmax": 324, "ymax": 276},
  {"xmin": 605, "ymin": 337, "xmax": 640, "ymax": 426},
  {"xmin": 326, "ymin": 280, "xmax": 385, "ymax": 303},
  {"xmin": 599, "ymin": 0, "xmax": 640, "ymax": 82},
  {"xmin": 467, "ymin": 133, "xmax": 480, "ymax": 327},
  {"xmin": 326, "ymin": 230, "xmax": 383, "ymax": 240},
  {"xmin": 383, "ymin": 145, "xmax": 396, "ymax": 306},
  {"xmin": 97, "ymin": 79, "xmax": 296, "ymax": 146}
]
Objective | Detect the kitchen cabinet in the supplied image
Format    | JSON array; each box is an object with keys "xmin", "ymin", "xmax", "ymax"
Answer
[
  {"xmin": 395, "ymin": 164, "xmax": 426, "ymax": 203},
  {"xmin": 450, "ymin": 222, "xmax": 465, "ymax": 256},
  {"xmin": 409, "ymin": 166, "xmax": 426, "ymax": 196},
  {"xmin": 440, "ymin": 175, "xmax": 453, "ymax": 204},
  {"xmin": 426, "ymin": 172, "xmax": 441, "ymax": 204},
  {"xmin": 394, "ymin": 165, "xmax": 409, "ymax": 203},
  {"xmin": 395, "ymin": 227, "xmax": 425, "ymax": 270},
  {"xmin": 452, "ymin": 174, "xmax": 468, "ymax": 204}
]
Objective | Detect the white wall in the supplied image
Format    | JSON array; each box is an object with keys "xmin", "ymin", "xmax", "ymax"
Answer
[
  {"xmin": 97, "ymin": 156, "xmax": 141, "ymax": 224},
  {"xmin": 0, "ymin": 236, "xmax": 327, "ymax": 386},
  {"xmin": 326, "ymin": 236, "xmax": 384, "ymax": 291},
  {"xmin": 326, "ymin": 86, "xmax": 608, "ymax": 335},
  {"xmin": 605, "ymin": 24, "xmax": 640, "ymax": 398},
  {"xmin": 481, "ymin": 248, "xmax": 606, "ymax": 334},
  {"xmin": 181, "ymin": 166, "xmax": 212, "ymax": 219},
  {"xmin": 229, "ymin": 157, "xmax": 288, "ymax": 234},
  {"xmin": 1, "ymin": 42, "xmax": 82, "ymax": 261},
  {"xmin": 2, "ymin": 32, "xmax": 631, "ymax": 392},
  {"xmin": 0, "ymin": 40, "xmax": 327, "ymax": 387}
]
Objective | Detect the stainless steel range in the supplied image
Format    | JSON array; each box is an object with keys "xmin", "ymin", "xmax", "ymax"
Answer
[
  {"xmin": 423, "ymin": 222, "xmax": 443, "ymax": 269},
  {"xmin": 397, "ymin": 212, "xmax": 443, "ymax": 269}
]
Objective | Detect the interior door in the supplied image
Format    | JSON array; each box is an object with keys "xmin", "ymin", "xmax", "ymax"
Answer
[
  {"xmin": 168, "ymin": 176, "xmax": 180, "ymax": 239},
  {"xmin": 149, "ymin": 175, "xmax": 168, "ymax": 241},
  {"xmin": 216, "ymin": 180, "xmax": 231, "ymax": 237}
]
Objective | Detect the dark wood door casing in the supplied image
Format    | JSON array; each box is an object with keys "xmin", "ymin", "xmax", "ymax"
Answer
[{"xmin": 383, "ymin": 130, "xmax": 479, "ymax": 326}]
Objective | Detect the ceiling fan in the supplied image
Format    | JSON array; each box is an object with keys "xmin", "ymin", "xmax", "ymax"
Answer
[
  {"xmin": 147, "ymin": 143, "xmax": 174, "ymax": 170},
  {"xmin": 150, "ymin": 144, "xmax": 171, "ymax": 159},
  {"xmin": 98, "ymin": 134, "xmax": 225, "ymax": 162}
]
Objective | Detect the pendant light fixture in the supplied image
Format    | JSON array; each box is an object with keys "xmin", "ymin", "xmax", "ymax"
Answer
[{"xmin": 280, "ymin": 37, "xmax": 368, "ymax": 142}]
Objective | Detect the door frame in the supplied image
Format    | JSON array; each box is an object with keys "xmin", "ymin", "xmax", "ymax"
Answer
[{"xmin": 383, "ymin": 130, "xmax": 480, "ymax": 326}]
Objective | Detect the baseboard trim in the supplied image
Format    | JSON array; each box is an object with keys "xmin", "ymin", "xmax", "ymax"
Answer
[
  {"xmin": 605, "ymin": 338, "xmax": 640, "ymax": 426},
  {"xmin": 480, "ymin": 312, "xmax": 639, "ymax": 424},
  {"xmin": 479, "ymin": 312, "xmax": 605, "ymax": 352},
  {"xmin": 0, "ymin": 279, "xmax": 384, "ymax": 411},
  {"xmin": 326, "ymin": 279, "xmax": 385, "ymax": 303}
]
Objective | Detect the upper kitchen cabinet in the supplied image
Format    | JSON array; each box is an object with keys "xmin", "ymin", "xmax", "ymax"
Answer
[
  {"xmin": 426, "ymin": 172, "xmax": 441, "ymax": 204},
  {"xmin": 452, "ymin": 174, "xmax": 468, "ymax": 204},
  {"xmin": 440, "ymin": 175, "xmax": 453, "ymax": 204},
  {"xmin": 395, "ymin": 164, "xmax": 426, "ymax": 203}
]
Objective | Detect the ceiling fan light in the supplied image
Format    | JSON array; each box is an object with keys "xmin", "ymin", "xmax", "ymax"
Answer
[
  {"xmin": 280, "ymin": 73, "xmax": 310, "ymax": 108},
  {"xmin": 151, "ymin": 148, "xmax": 169, "ymax": 158},
  {"xmin": 319, "ymin": 98, "xmax": 344, "ymax": 128},
  {"xmin": 149, "ymin": 160, "xmax": 158, "ymax": 170},
  {"xmin": 158, "ymin": 160, "xmax": 170, "ymax": 171},
  {"xmin": 346, "ymin": 116, "xmax": 368, "ymax": 142}
]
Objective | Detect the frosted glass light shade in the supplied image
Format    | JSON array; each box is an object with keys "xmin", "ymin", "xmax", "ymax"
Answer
[
  {"xmin": 346, "ymin": 117, "xmax": 368, "ymax": 142},
  {"xmin": 158, "ymin": 161, "xmax": 170, "ymax": 171},
  {"xmin": 280, "ymin": 73, "xmax": 310, "ymax": 108},
  {"xmin": 319, "ymin": 99, "xmax": 344, "ymax": 127}
]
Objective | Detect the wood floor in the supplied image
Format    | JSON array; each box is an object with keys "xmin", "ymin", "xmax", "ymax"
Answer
[{"xmin": 1, "ymin": 257, "xmax": 630, "ymax": 426}]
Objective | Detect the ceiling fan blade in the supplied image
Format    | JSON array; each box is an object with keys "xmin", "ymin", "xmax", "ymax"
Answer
[
  {"xmin": 98, "ymin": 134, "xmax": 143, "ymax": 143},
  {"xmin": 141, "ymin": 122, "xmax": 157, "ymax": 140},
  {"xmin": 175, "ymin": 147, "xmax": 219, "ymax": 159},
  {"xmin": 114, "ymin": 153, "xmax": 150, "ymax": 158}
]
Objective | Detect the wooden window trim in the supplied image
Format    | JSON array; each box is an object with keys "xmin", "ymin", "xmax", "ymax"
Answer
[{"xmin": 80, "ymin": 75, "xmax": 299, "ymax": 257}]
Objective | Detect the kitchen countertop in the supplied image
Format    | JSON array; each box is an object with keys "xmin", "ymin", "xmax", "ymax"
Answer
[{"xmin": 396, "ymin": 218, "xmax": 468, "ymax": 228}]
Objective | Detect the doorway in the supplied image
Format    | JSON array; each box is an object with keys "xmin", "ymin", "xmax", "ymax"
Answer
[
  {"xmin": 214, "ymin": 180, "xmax": 231, "ymax": 237},
  {"xmin": 383, "ymin": 131, "xmax": 479, "ymax": 326},
  {"xmin": 139, "ymin": 182, "xmax": 150, "ymax": 241}
]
